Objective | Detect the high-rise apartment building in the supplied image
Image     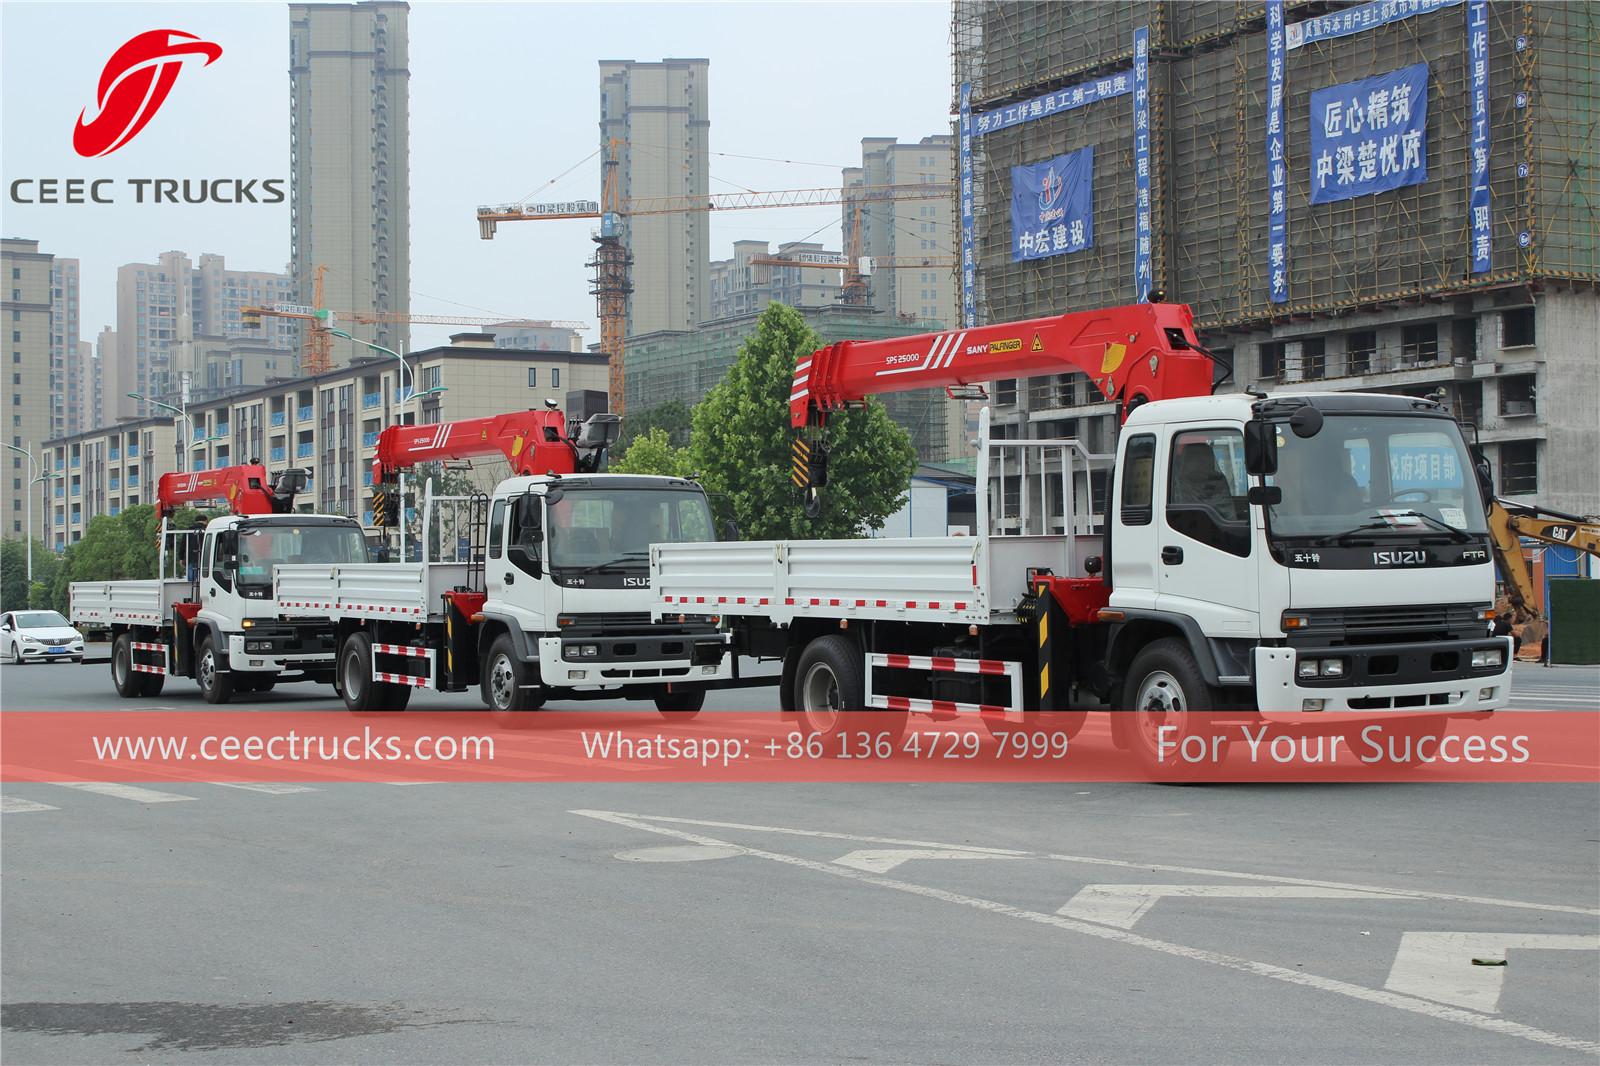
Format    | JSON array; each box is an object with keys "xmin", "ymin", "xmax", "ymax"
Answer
[
  {"xmin": 290, "ymin": 1, "xmax": 411, "ymax": 357},
  {"xmin": 115, "ymin": 252, "xmax": 296, "ymax": 417},
  {"xmin": 843, "ymin": 136, "xmax": 958, "ymax": 325},
  {"xmin": 486, "ymin": 321, "xmax": 584, "ymax": 353},
  {"xmin": 47, "ymin": 258, "xmax": 81, "ymax": 438},
  {"xmin": 708, "ymin": 241, "xmax": 843, "ymax": 321},
  {"xmin": 2, "ymin": 239, "xmax": 55, "ymax": 542},
  {"xmin": 599, "ymin": 58, "xmax": 710, "ymax": 338}
]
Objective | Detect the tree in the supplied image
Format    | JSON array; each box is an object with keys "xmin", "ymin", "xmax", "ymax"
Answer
[
  {"xmin": 44, "ymin": 504, "xmax": 215, "ymax": 613},
  {"xmin": 689, "ymin": 302, "xmax": 917, "ymax": 539},
  {"xmin": 616, "ymin": 400, "xmax": 693, "ymax": 453},
  {"xmin": 611, "ymin": 427, "xmax": 691, "ymax": 478},
  {"xmin": 1, "ymin": 539, "xmax": 44, "ymax": 611}
]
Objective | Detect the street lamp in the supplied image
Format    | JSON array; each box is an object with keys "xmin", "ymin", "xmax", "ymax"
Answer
[
  {"xmin": 1, "ymin": 442, "xmax": 59, "ymax": 592},
  {"xmin": 127, "ymin": 392, "xmax": 193, "ymax": 474},
  {"xmin": 328, "ymin": 329, "xmax": 431, "ymax": 559}
]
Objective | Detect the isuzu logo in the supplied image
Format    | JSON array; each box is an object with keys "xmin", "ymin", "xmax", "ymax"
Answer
[
  {"xmin": 622, "ymin": 577, "xmax": 649, "ymax": 588},
  {"xmin": 1372, "ymin": 549, "xmax": 1429, "ymax": 566}
]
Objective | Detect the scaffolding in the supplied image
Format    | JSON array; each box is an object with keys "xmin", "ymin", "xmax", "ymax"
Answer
[{"xmin": 952, "ymin": 0, "xmax": 1598, "ymax": 336}]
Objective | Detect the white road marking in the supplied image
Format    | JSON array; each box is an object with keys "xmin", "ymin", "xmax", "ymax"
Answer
[
  {"xmin": 48, "ymin": 782, "xmax": 196, "ymax": 804},
  {"xmin": 614, "ymin": 812, "xmax": 1598, "ymax": 917},
  {"xmin": 1058, "ymin": 884, "xmax": 1412, "ymax": 929},
  {"xmin": 572, "ymin": 810, "xmax": 1599, "ymax": 1054},
  {"xmin": 615, "ymin": 844, "xmax": 743, "ymax": 863},
  {"xmin": 1, "ymin": 796, "xmax": 59, "ymax": 813},
  {"xmin": 1386, "ymin": 932, "xmax": 1600, "ymax": 1013},
  {"xmin": 207, "ymin": 782, "xmax": 320, "ymax": 795},
  {"xmin": 835, "ymin": 848, "xmax": 1023, "ymax": 874}
]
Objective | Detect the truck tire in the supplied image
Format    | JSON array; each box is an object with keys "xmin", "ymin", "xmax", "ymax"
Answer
[
  {"xmin": 341, "ymin": 632, "xmax": 411, "ymax": 714},
  {"xmin": 112, "ymin": 634, "xmax": 142, "ymax": 699},
  {"xmin": 1121, "ymin": 638, "xmax": 1224, "ymax": 780},
  {"xmin": 196, "ymin": 634, "xmax": 234, "ymax": 705},
  {"xmin": 793, "ymin": 634, "xmax": 907, "ymax": 745},
  {"xmin": 655, "ymin": 687, "xmax": 705, "ymax": 719},
  {"xmin": 778, "ymin": 649, "xmax": 799, "ymax": 715},
  {"xmin": 482, "ymin": 633, "xmax": 545, "ymax": 727}
]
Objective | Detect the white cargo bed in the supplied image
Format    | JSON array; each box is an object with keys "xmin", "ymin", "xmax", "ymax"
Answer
[
  {"xmin": 70, "ymin": 579, "xmax": 190, "ymax": 627},
  {"xmin": 274, "ymin": 562, "xmax": 469, "ymax": 622},
  {"xmin": 652, "ymin": 535, "xmax": 1071, "ymax": 626}
]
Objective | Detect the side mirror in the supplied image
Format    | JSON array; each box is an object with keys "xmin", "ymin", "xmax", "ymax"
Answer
[
  {"xmin": 1288, "ymin": 405, "xmax": 1324, "ymax": 439},
  {"xmin": 722, "ymin": 518, "xmax": 740, "ymax": 541},
  {"xmin": 1244, "ymin": 420, "xmax": 1278, "ymax": 475},
  {"xmin": 542, "ymin": 485, "xmax": 564, "ymax": 507},
  {"xmin": 516, "ymin": 493, "xmax": 542, "ymax": 526},
  {"xmin": 1471, "ymin": 444, "xmax": 1494, "ymax": 504},
  {"xmin": 1247, "ymin": 484, "xmax": 1283, "ymax": 506}
]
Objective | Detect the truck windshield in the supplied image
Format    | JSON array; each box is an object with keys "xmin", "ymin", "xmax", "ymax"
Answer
[
  {"xmin": 236, "ymin": 524, "xmax": 368, "ymax": 585},
  {"xmin": 546, "ymin": 487, "xmax": 714, "ymax": 571},
  {"xmin": 1265, "ymin": 415, "xmax": 1487, "ymax": 540}
]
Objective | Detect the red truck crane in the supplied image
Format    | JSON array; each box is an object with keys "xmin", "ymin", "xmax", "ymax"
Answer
[{"xmin": 156, "ymin": 464, "xmax": 309, "ymax": 519}]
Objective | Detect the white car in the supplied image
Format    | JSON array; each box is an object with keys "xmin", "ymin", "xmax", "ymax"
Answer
[{"xmin": 2, "ymin": 610, "xmax": 86, "ymax": 665}]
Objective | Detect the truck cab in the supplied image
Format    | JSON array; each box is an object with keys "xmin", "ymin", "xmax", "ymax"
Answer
[
  {"xmin": 479, "ymin": 473, "xmax": 729, "ymax": 702},
  {"xmin": 1107, "ymin": 391, "xmax": 1511, "ymax": 720}
]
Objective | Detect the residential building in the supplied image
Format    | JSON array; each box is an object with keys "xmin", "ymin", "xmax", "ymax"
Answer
[
  {"xmin": 708, "ymin": 241, "xmax": 843, "ymax": 321},
  {"xmin": 290, "ymin": 1, "xmax": 411, "ymax": 356},
  {"xmin": 486, "ymin": 321, "xmax": 584, "ymax": 352},
  {"xmin": 115, "ymin": 251, "xmax": 297, "ymax": 418},
  {"xmin": 48, "ymin": 258, "xmax": 80, "ymax": 438},
  {"xmin": 954, "ymin": 1, "xmax": 1599, "ymax": 516},
  {"xmin": 45, "ymin": 334, "xmax": 608, "ymax": 544},
  {"xmin": 843, "ymin": 135, "xmax": 957, "ymax": 324},
  {"xmin": 2, "ymin": 238, "xmax": 55, "ymax": 542},
  {"xmin": 74, "ymin": 341, "xmax": 100, "ymax": 438},
  {"xmin": 600, "ymin": 57, "xmax": 710, "ymax": 337}
]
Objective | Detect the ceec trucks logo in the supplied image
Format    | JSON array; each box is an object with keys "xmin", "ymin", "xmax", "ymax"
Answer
[{"xmin": 74, "ymin": 30, "xmax": 223, "ymax": 158}]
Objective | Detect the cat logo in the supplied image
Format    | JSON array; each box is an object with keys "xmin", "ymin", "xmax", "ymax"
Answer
[{"xmin": 1030, "ymin": 332, "xmax": 1044, "ymax": 352}]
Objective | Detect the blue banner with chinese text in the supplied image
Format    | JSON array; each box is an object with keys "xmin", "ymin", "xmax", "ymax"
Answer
[
  {"xmin": 1309, "ymin": 62, "xmax": 1429, "ymax": 205},
  {"xmin": 1010, "ymin": 147, "xmax": 1094, "ymax": 262}
]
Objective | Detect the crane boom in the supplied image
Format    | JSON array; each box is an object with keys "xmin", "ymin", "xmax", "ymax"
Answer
[
  {"xmin": 156, "ymin": 465, "xmax": 308, "ymax": 519},
  {"xmin": 370, "ymin": 409, "xmax": 621, "ymax": 485},
  {"xmin": 791, "ymin": 301, "xmax": 1217, "ymax": 430}
]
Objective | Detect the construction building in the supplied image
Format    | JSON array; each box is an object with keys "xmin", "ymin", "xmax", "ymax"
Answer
[
  {"xmin": 954, "ymin": 0, "xmax": 1598, "ymax": 517},
  {"xmin": 708, "ymin": 241, "xmax": 844, "ymax": 320},
  {"xmin": 289, "ymin": 0, "xmax": 411, "ymax": 357},
  {"xmin": 2, "ymin": 239, "xmax": 57, "ymax": 542},
  {"xmin": 115, "ymin": 252, "xmax": 298, "ymax": 420},
  {"xmin": 43, "ymin": 334, "xmax": 607, "ymax": 545},
  {"xmin": 600, "ymin": 57, "xmax": 711, "ymax": 337},
  {"xmin": 844, "ymin": 135, "xmax": 959, "ymax": 324},
  {"xmin": 486, "ymin": 321, "xmax": 585, "ymax": 352},
  {"xmin": 624, "ymin": 304, "xmax": 962, "ymax": 462}
]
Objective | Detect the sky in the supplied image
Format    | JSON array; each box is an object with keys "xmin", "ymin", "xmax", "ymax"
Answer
[{"xmin": 0, "ymin": 0, "xmax": 953, "ymax": 352}]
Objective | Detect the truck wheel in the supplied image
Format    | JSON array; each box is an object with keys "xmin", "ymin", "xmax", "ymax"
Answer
[
  {"xmin": 112, "ymin": 634, "xmax": 142, "ymax": 699},
  {"xmin": 341, "ymin": 632, "xmax": 410, "ymax": 714},
  {"xmin": 1122, "ymin": 639, "xmax": 1223, "ymax": 780},
  {"xmin": 196, "ymin": 634, "xmax": 234, "ymax": 705},
  {"xmin": 655, "ymin": 687, "xmax": 705, "ymax": 719},
  {"xmin": 483, "ymin": 634, "xmax": 545, "ymax": 726},
  {"xmin": 793, "ymin": 634, "xmax": 907, "ymax": 745}
]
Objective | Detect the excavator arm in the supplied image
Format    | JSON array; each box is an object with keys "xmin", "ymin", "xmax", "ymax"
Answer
[
  {"xmin": 1486, "ymin": 499, "xmax": 1600, "ymax": 621},
  {"xmin": 371, "ymin": 408, "xmax": 621, "ymax": 485},
  {"xmin": 156, "ymin": 465, "xmax": 308, "ymax": 520}
]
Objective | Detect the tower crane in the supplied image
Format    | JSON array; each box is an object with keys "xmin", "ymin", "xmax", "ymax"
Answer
[{"xmin": 476, "ymin": 138, "xmax": 953, "ymax": 415}]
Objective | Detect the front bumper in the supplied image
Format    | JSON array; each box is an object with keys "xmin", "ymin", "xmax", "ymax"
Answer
[
  {"xmin": 15, "ymin": 642, "xmax": 83, "ymax": 660},
  {"xmin": 1255, "ymin": 638, "xmax": 1512, "ymax": 720},
  {"xmin": 227, "ymin": 628, "xmax": 337, "ymax": 673},
  {"xmin": 538, "ymin": 630, "xmax": 731, "ymax": 689}
]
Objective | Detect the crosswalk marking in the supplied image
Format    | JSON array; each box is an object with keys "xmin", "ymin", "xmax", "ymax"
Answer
[
  {"xmin": 1, "ymin": 795, "xmax": 59, "ymax": 813},
  {"xmin": 47, "ymin": 782, "xmax": 197, "ymax": 804},
  {"xmin": 207, "ymin": 782, "xmax": 321, "ymax": 795}
]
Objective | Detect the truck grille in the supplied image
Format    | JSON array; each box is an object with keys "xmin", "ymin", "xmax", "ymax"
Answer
[
  {"xmin": 560, "ymin": 612, "xmax": 651, "ymax": 628},
  {"xmin": 1294, "ymin": 603, "xmax": 1486, "ymax": 645}
]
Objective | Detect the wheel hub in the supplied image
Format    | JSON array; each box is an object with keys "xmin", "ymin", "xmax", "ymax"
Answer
[
  {"xmin": 1135, "ymin": 669, "xmax": 1187, "ymax": 749},
  {"xmin": 490, "ymin": 655, "xmax": 515, "ymax": 710},
  {"xmin": 800, "ymin": 662, "xmax": 841, "ymax": 734}
]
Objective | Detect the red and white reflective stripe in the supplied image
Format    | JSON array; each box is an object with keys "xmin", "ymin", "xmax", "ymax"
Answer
[
  {"xmin": 373, "ymin": 643, "xmax": 430, "ymax": 658},
  {"xmin": 871, "ymin": 695, "xmax": 1006, "ymax": 715},
  {"xmin": 873, "ymin": 652, "xmax": 1008, "ymax": 676},
  {"xmin": 131, "ymin": 663, "xmax": 167, "ymax": 675},
  {"xmin": 664, "ymin": 594, "xmax": 974, "ymax": 614},
  {"xmin": 283, "ymin": 601, "xmax": 423, "ymax": 617},
  {"xmin": 130, "ymin": 640, "xmax": 168, "ymax": 675},
  {"xmin": 130, "ymin": 641, "xmax": 165, "ymax": 652},
  {"xmin": 373, "ymin": 671, "xmax": 430, "ymax": 688}
]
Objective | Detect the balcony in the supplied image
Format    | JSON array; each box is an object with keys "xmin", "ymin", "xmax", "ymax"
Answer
[
  {"xmin": 216, "ymin": 424, "xmax": 229, "ymax": 437},
  {"xmin": 70, "ymin": 454, "xmax": 80, "ymax": 468},
  {"xmin": 109, "ymin": 448, "xmax": 120, "ymax": 461},
  {"xmin": 270, "ymin": 411, "xmax": 287, "ymax": 427},
  {"xmin": 127, "ymin": 445, "xmax": 139, "ymax": 457},
  {"xmin": 362, "ymin": 392, "xmax": 382, "ymax": 409},
  {"xmin": 297, "ymin": 405, "xmax": 314, "ymax": 422},
  {"xmin": 270, "ymin": 446, "xmax": 286, "ymax": 463},
  {"xmin": 296, "ymin": 442, "xmax": 315, "ymax": 458}
]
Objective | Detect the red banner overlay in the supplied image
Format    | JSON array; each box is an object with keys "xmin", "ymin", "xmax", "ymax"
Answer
[{"xmin": 1, "ymin": 710, "xmax": 1595, "ymax": 784}]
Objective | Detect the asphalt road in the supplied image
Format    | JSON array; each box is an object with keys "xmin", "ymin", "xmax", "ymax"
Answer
[{"xmin": 2, "ymin": 658, "xmax": 1597, "ymax": 1064}]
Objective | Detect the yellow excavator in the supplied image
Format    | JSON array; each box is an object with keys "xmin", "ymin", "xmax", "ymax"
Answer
[{"xmin": 1486, "ymin": 499, "xmax": 1600, "ymax": 652}]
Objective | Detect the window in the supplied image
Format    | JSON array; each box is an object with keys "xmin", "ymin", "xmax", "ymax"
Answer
[
  {"xmin": 996, "ymin": 379, "xmax": 1017, "ymax": 406},
  {"xmin": 527, "ymin": 367, "xmax": 538, "ymax": 388},
  {"xmin": 1259, "ymin": 341, "xmax": 1284, "ymax": 380},
  {"xmin": 551, "ymin": 367, "xmax": 560, "ymax": 388},
  {"xmin": 1502, "ymin": 307, "xmax": 1535, "ymax": 348},
  {"xmin": 1300, "ymin": 338, "xmax": 1325, "ymax": 380},
  {"xmin": 1499, "ymin": 440, "xmax": 1537, "ymax": 495},
  {"xmin": 1401, "ymin": 323, "xmax": 1438, "ymax": 363},
  {"xmin": 1499, "ymin": 374, "xmax": 1536, "ymax": 417},
  {"xmin": 488, "ymin": 499, "xmax": 505, "ymax": 559},
  {"xmin": 1120, "ymin": 434, "xmax": 1156, "ymax": 526},
  {"xmin": 1346, "ymin": 331, "xmax": 1376, "ymax": 375},
  {"xmin": 1166, "ymin": 428, "xmax": 1250, "ymax": 557}
]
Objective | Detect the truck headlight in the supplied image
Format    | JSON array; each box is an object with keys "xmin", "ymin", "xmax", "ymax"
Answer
[
  {"xmin": 581, "ymin": 644, "xmax": 599, "ymax": 658},
  {"xmin": 1472, "ymin": 648, "xmax": 1504, "ymax": 668},
  {"xmin": 1298, "ymin": 657, "xmax": 1346, "ymax": 679},
  {"xmin": 1298, "ymin": 658, "xmax": 1320, "ymax": 679},
  {"xmin": 1320, "ymin": 658, "xmax": 1345, "ymax": 677}
]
